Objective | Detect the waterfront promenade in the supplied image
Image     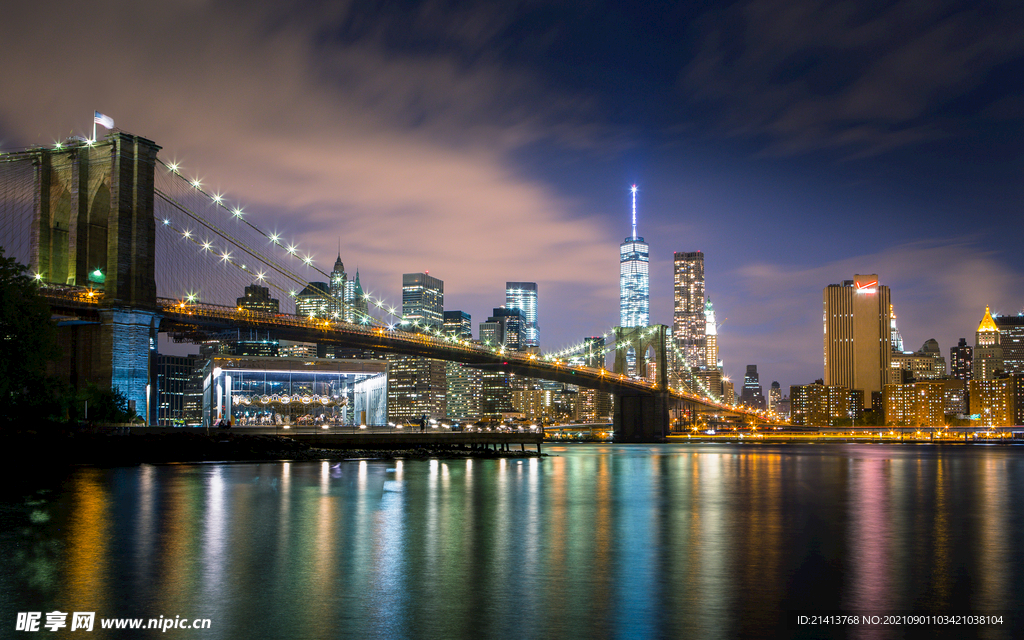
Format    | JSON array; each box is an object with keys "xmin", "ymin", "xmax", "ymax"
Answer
[
  {"xmin": 676, "ymin": 425, "xmax": 1024, "ymax": 443},
  {"xmin": 107, "ymin": 425, "xmax": 544, "ymax": 453}
]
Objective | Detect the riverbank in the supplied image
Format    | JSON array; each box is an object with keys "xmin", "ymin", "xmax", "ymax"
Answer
[{"xmin": 5, "ymin": 429, "xmax": 544, "ymax": 466}]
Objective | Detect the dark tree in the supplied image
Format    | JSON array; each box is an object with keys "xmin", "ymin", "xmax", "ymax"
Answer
[
  {"xmin": 81, "ymin": 384, "xmax": 137, "ymax": 423},
  {"xmin": 0, "ymin": 248, "xmax": 61, "ymax": 425}
]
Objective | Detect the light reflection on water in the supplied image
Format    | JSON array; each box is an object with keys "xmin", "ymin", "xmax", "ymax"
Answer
[{"xmin": 2, "ymin": 444, "xmax": 1023, "ymax": 639}]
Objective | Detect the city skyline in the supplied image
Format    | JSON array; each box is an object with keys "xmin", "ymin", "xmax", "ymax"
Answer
[{"xmin": 2, "ymin": 1, "xmax": 1023, "ymax": 391}]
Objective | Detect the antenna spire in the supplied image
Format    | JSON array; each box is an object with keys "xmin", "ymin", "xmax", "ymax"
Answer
[{"xmin": 631, "ymin": 184, "xmax": 638, "ymax": 240}]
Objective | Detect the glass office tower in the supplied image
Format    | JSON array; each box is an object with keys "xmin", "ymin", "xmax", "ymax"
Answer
[
  {"xmin": 620, "ymin": 186, "xmax": 649, "ymax": 328},
  {"xmin": 506, "ymin": 282, "xmax": 539, "ymax": 348}
]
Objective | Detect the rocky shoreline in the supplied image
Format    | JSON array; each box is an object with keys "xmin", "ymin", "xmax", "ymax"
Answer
[{"xmin": 8, "ymin": 430, "xmax": 545, "ymax": 466}]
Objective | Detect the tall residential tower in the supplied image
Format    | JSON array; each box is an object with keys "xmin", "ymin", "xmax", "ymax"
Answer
[{"xmin": 673, "ymin": 251, "xmax": 706, "ymax": 369}]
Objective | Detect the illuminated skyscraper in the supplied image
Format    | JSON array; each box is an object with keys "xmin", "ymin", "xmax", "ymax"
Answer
[
  {"xmin": 237, "ymin": 283, "xmax": 279, "ymax": 314},
  {"xmin": 326, "ymin": 254, "xmax": 368, "ymax": 323},
  {"xmin": 768, "ymin": 381, "xmax": 782, "ymax": 411},
  {"xmin": 973, "ymin": 306, "xmax": 1003, "ymax": 381},
  {"xmin": 442, "ymin": 309, "xmax": 479, "ymax": 422},
  {"xmin": 704, "ymin": 297, "xmax": 719, "ymax": 369},
  {"xmin": 344, "ymin": 270, "xmax": 368, "ymax": 323},
  {"xmin": 890, "ymin": 304, "xmax": 904, "ymax": 352},
  {"xmin": 329, "ymin": 254, "xmax": 346, "ymax": 314},
  {"xmin": 386, "ymin": 354, "xmax": 446, "ymax": 423},
  {"xmin": 445, "ymin": 362, "xmax": 481, "ymax": 423},
  {"xmin": 823, "ymin": 275, "xmax": 892, "ymax": 408},
  {"xmin": 402, "ymin": 272, "xmax": 444, "ymax": 331},
  {"xmin": 479, "ymin": 308, "xmax": 526, "ymax": 352},
  {"xmin": 722, "ymin": 378, "xmax": 735, "ymax": 404},
  {"xmin": 394, "ymin": 273, "xmax": 447, "ymax": 421},
  {"xmin": 950, "ymin": 338, "xmax": 973, "ymax": 381},
  {"xmin": 443, "ymin": 310, "xmax": 472, "ymax": 340},
  {"xmin": 620, "ymin": 185, "xmax": 649, "ymax": 328},
  {"xmin": 506, "ymin": 282, "xmax": 539, "ymax": 349},
  {"xmin": 673, "ymin": 251, "xmax": 706, "ymax": 368},
  {"xmin": 994, "ymin": 314, "xmax": 1024, "ymax": 374},
  {"xmin": 740, "ymin": 364, "xmax": 765, "ymax": 409},
  {"xmin": 295, "ymin": 282, "xmax": 330, "ymax": 318}
]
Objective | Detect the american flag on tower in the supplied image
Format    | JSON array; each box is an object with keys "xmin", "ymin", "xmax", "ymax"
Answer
[{"xmin": 93, "ymin": 111, "xmax": 114, "ymax": 129}]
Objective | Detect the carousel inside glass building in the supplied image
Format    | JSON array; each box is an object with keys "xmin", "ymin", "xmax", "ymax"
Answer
[{"xmin": 202, "ymin": 357, "xmax": 388, "ymax": 428}]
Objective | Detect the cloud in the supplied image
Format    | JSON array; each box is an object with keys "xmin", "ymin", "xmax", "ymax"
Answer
[
  {"xmin": 0, "ymin": 0, "xmax": 624, "ymax": 348},
  {"xmin": 717, "ymin": 238, "xmax": 1024, "ymax": 389},
  {"xmin": 681, "ymin": 0, "xmax": 1024, "ymax": 158}
]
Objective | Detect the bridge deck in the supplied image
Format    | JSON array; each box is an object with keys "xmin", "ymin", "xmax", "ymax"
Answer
[{"xmin": 40, "ymin": 288, "xmax": 758, "ymax": 418}]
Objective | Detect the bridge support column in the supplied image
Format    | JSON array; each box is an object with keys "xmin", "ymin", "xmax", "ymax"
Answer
[
  {"xmin": 614, "ymin": 391, "xmax": 670, "ymax": 442},
  {"xmin": 97, "ymin": 309, "xmax": 160, "ymax": 424}
]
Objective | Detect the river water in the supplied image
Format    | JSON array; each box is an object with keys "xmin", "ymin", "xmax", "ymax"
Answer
[{"xmin": 2, "ymin": 444, "xmax": 1023, "ymax": 639}]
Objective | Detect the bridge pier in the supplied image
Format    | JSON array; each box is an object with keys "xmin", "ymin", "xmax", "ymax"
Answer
[
  {"xmin": 614, "ymin": 391, "xmax": 670, "ymax": 442},
  {"xmin": 610, "ymin": 324, "xmax": 671, "ymax": 442},
  {"xmin": 98, "ymin": 309, "xmax": 160, "ymax": 425}
]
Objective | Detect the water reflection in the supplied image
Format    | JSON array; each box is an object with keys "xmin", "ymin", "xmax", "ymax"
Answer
[
  {"xmin": 1, "ymin": 445, "xmax": 1021, "ymax": 639},
  {"xmin": 66, "ymin": 469, "xmax": 109, "ymax": 612}
]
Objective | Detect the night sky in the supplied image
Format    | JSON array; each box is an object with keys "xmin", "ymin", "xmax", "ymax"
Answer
[{"xmin": 2, "ymin": 0, "xmax": 1023, "ymax": 392}]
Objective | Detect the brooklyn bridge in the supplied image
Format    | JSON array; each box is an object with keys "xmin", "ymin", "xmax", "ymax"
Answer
[{"xmin": 0, "ymin": 131, "xmax": 764, "ymax": 441}]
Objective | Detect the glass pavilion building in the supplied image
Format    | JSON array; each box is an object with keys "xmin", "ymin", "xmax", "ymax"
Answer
[{"xmin": 202, "ymin": 356, "xmax": 387, "ymax": 428}]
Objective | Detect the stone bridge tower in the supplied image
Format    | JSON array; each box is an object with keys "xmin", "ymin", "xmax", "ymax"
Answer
[
  {"xmin": 31, "ymin": 133, "xmax": 161, "ymax": 422},
  {"xmin": 613, "ymin": 324, "xmax": 671, "ymax": 441}
]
